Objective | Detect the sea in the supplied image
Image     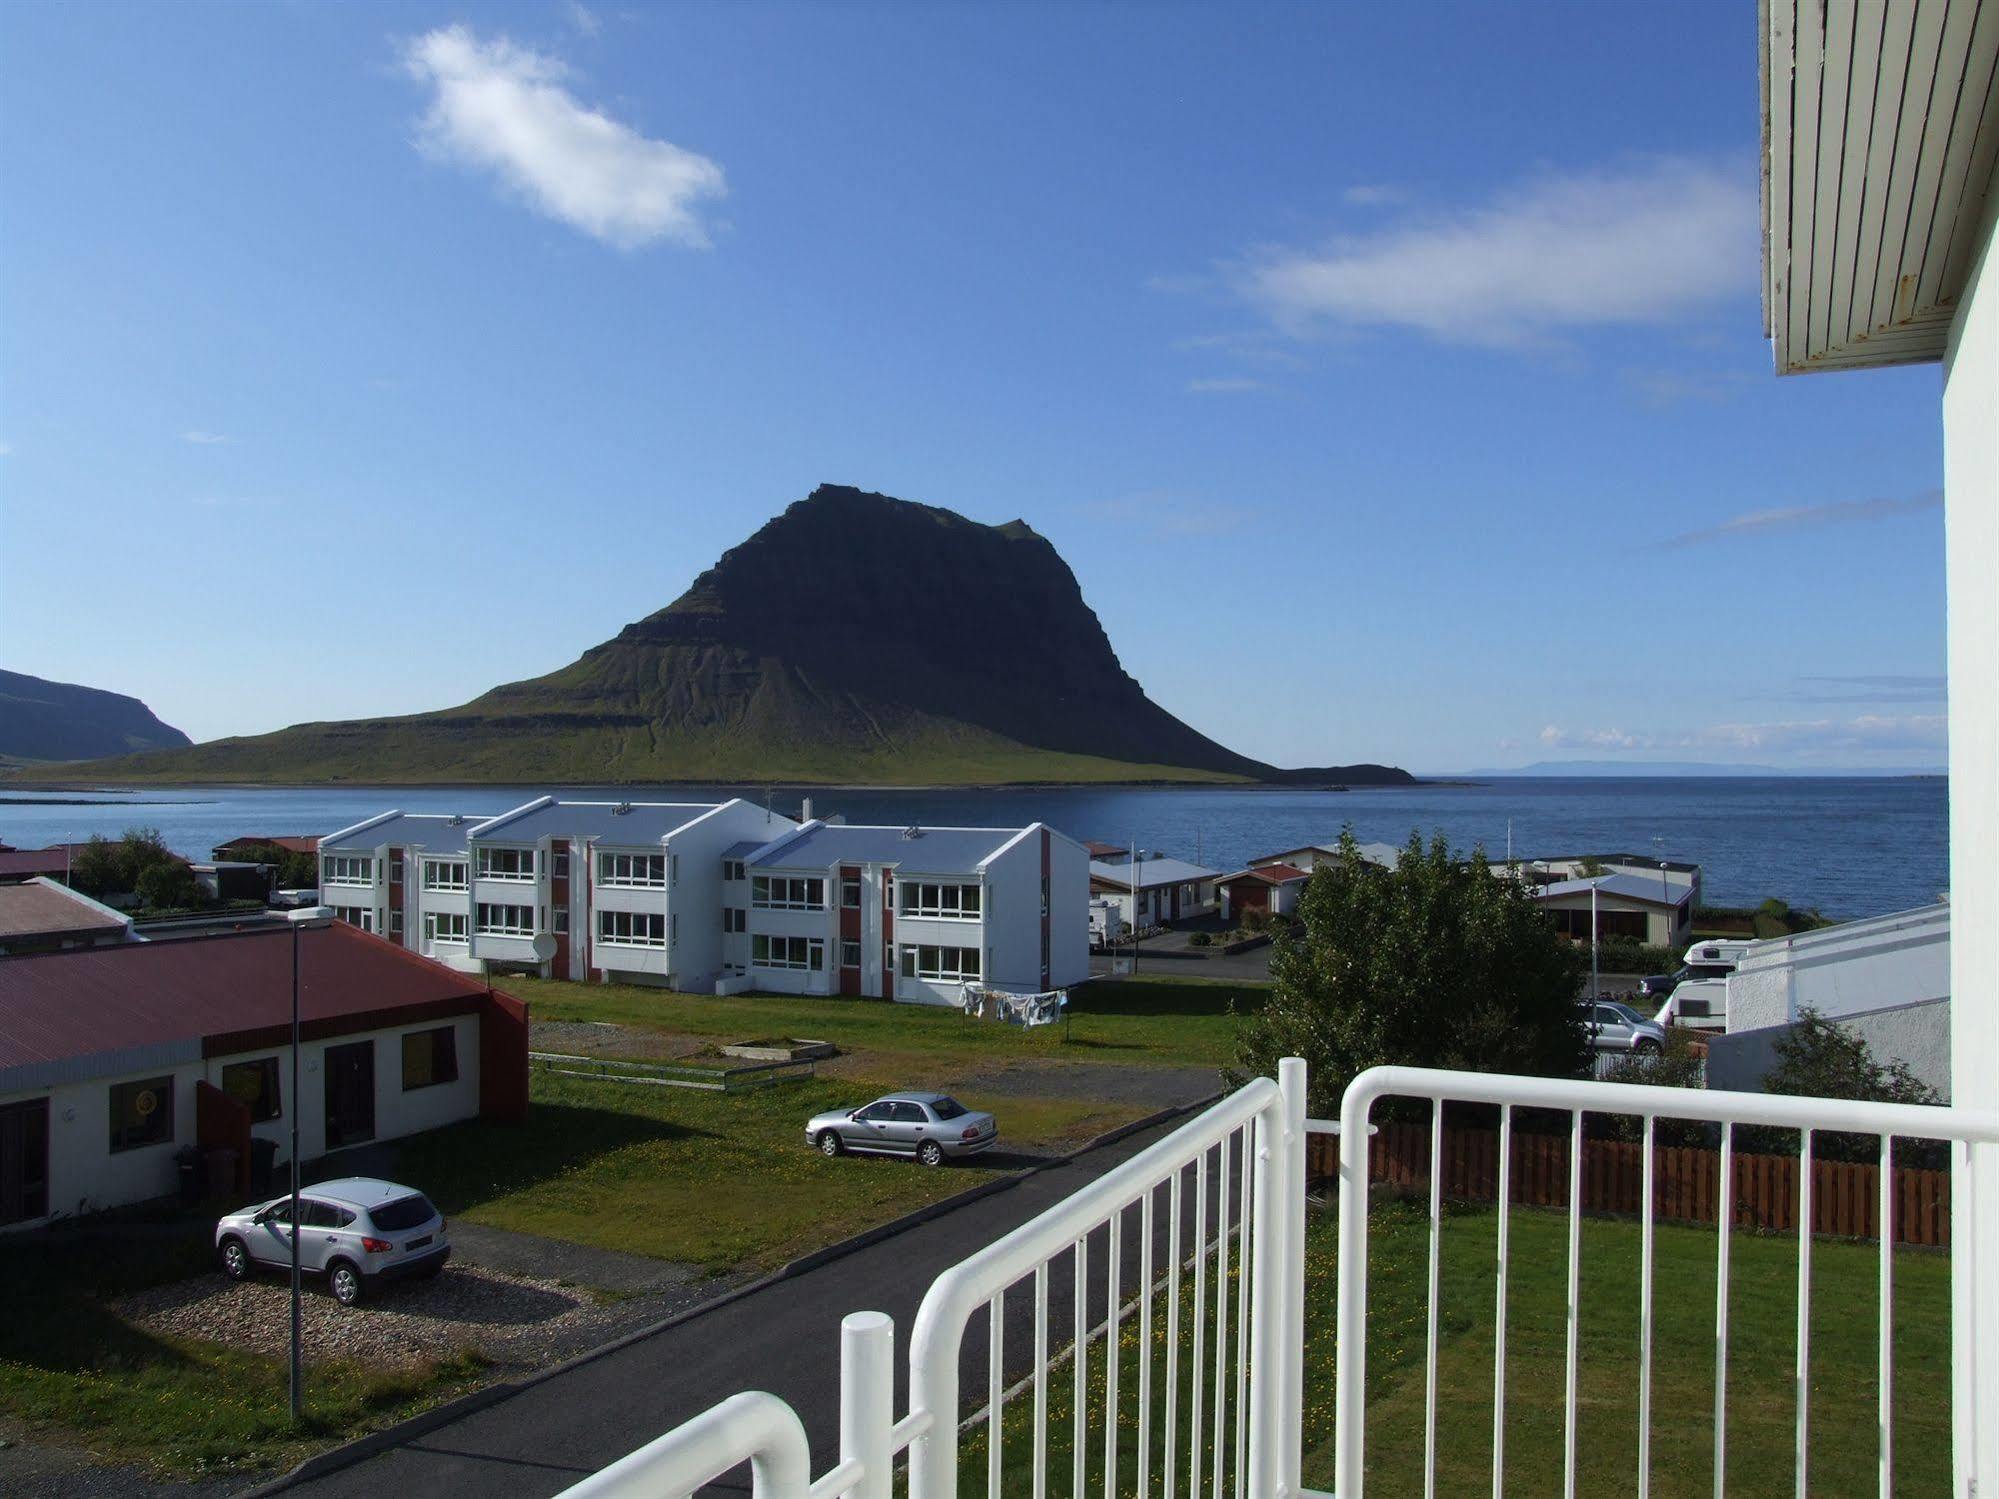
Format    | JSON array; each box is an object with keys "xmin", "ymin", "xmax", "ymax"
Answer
[{"xmin": 0, "ymin": 777, "xmax": 1948, "ymax": 921}]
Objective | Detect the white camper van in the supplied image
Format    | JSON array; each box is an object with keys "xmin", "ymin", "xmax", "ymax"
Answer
[{"xmin": 1654, "ymin": 938, "xmax": 1755, "ymax": 1032}]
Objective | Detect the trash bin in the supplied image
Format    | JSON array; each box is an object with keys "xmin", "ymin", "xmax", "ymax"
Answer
[
  {"xmin": 175, "ymin": 1145, "xmax": 203, "ymax": 1207},
  {"xmin": 250, "ymin": 1137, "xmax": 278, "ymax": 1196},
  {"xmin": 203, "ymin": 1147, "xmax": 238, "ymax": 1200}
]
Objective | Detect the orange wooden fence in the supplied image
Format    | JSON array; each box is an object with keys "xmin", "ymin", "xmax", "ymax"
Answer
[{"xmin": 1305, "ymin": 1120, "xmax": 1951, "ymax": 1248}]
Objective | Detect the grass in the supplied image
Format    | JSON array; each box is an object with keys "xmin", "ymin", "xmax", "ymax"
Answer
[
  {"xmin": 963, "ymin": 1203, "xmax": 1950, "ymax": 1497},
  {"xmin": 0, "ymin": 1225, "xmax": 488, "ymax": 1478}
]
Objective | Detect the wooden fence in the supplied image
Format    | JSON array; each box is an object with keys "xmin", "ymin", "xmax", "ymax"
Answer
[{"xmin": 1306, "ymin": 1120, "xmax": 1951, "ymax": 1248}]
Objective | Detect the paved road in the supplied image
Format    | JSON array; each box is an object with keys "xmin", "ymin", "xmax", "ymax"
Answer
[{"xmin": 280, "ymin": 1105, "xmax": 1244, "ymax": 1496}]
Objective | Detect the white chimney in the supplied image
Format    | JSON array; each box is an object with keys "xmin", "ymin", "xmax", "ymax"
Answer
[{"xmin": 801, "ymin": 797, "xmax": 814, "ymax": 823}]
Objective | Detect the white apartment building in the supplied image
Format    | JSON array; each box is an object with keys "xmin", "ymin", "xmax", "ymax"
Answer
[
  {"xmin": 320, "ymin": 797, "xmax": 799, "ymax": 990},
  {"xmin": 722, "ymin": 820, "xmax": 1090, "ymax": 1004}
]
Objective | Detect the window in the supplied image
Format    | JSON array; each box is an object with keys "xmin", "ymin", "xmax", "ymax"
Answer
[
  {"xmin": 752, "ymin": 875, "xmax": 825, "ymax": 910},
  {"xmin": 552, "ymin": 904, "xmax": 569, "ymax": 931},
  {"xmin": 402, "ymin": 1026, "xmax": 460, "ymax": 1090},
  {"xmin": 931, "ymin": 1097, "xmax": 968, "ymax": 1120},
  {"xmin": 598, "ymin": 851, "xmax": 666, "ymax": 887},
  {"xmin": 220, "ymin": 1058, "xmax": 281, "ymax": 1123},
  {"xmin": 322, "ymin": 855, "xmax": 374, "ymax": 886},
  {"xmin": 722, "ymin": 907, "xmax": 746, "ymax": 934},
  {"xmin": 841, "ymin": 877, "xmax": 862, "ymax": 909},
  {"xmin": 898, "ymin": 882, "xmax": 982, "ymax": 920},
  {"xmin": 855, "ymin": 1101, "xmax": 894, "ymax": 1122},
  {"xmin": 109, "ymin": 1076, "xmax": 174, "ymax": 1152},
  {"xmin": 332, "ymin": 905, "xmax": 373, "ymax": 932},
  {"xmin": 476, "ymin": 902, "xmax": 536, "ymax": 937},
  {"xmin": 723, "ymin": 859, "xmax": 746, "ymax": 882},
  {"xmin": 389, "ymin": 909, "xmax": 405, "ymax": 937},
  {"xmin": 752, "ymin": 934, "xmax": 825, "ymax": 971},
  {"xmin": 670, "ymin": 854, "xmax": 680, "ymax": 884},
  {"xmin": 840, "ymin": 940, "xmax": 862, "ymax": 969},
  {"xmin": 370, "ymin": 1194, "xmax": 437, "ymax": 1231},
  {"xmin": 421, "ymin": 859, "xmax": 468, "ymax": 891},
  {"xmin": 553, "ymin": 852, "xmax": 570, "ymax": 879},
  {"xmin": 476, "ymin": 846, "xmax": 536, "ymax": 881},
  {"xmin": 900, "ymin": 945, "xmax": 981, "ymax": 981},
  {"xmin": 598, "ymin": 910, "xmax": 666, "ymax": 947},
  {"xmin": 303, "ymin": 1199, "xmax": 354, "ymax": 1228},
  {"xmin": 423, "ymin": 910, "xmax": 469, "ymax": 944}
]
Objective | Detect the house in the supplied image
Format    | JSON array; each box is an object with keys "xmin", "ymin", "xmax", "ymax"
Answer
[
  {"xmin": 1082, "ymin": 840, "xmax": 1130, "ymax": 863},
  {"xmin": 1089, "ymin": 854, "xmax": 1221, "ymax": 927},
  {"xmin": 0, "ymin": 921, "xmax": 529, "ymax": 1230},
  {"xmin": 1705, "ymin": 902, "xmax": 1951, "ymax": 1099},
  {"xmin": 188, "ymin": 860, "xmax": 275, "ymax": 903},
  {"xmin": 1529, "ymin": 872, "xmax": 1695, "ymax": 949},
  {"xmin": 1502, "ymin": 853, "xmax": 1703, "ymax": 910},
  {"xmin": 320, "ymin": 797, "xmax": 800, "ymax": 989},
  {"xmin": 211, "ymin": 835, "xmax": 320, "ymax": 861},
  {"xmin": 1250, "ymin": 841, "xmax": 1402, "ymax": 873},
  {"xmin": 1216, "ymin": 863, "xmax": 1309, "ymax": 922},
  {"xmin": 0, "ymin": 847, "xmax": 75, "ymax": 885},
  {"xmin": 730, "ymin": 820, "xmax": 1089, "ymax": 1004},
  {"xmin": 0, "ymin": 878, "xmax": 137, "ymax": 955}
]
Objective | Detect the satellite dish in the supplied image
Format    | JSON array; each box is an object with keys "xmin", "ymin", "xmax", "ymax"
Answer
[{"xmin": 531, "ymin": 932, "xmax": 559, "ymax": 962}]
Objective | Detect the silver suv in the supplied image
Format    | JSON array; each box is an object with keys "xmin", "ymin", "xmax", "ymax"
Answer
[
  {"xmin": 806, "ymin": 1092, "xmax": 998, "ymax": 1166},
  {"xmin": 215, "ymin": 1177, "xmax": 449, "ymax": 1306},
  {"xmin": 1582, "ymin": 1000, "xmax": 1668, "ymax": 1055}
]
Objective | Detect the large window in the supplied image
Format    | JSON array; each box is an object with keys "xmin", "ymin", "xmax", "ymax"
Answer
[
  {"xmin": 751, "ymin": 875, "xmax": 825, "ymax": 910},
  {"xmin": 423, "ymin": 910, "xmax": 468, "ymax": 944},
  {"xmin": 401, "ymin": 1027, "xmax": 460, "ymax": 1091},
  {"xmin": 331, "ymin": 905, "xmax": 373, "ymax": 932},
  {"xmin": 722, "ymin": 859, "xmax": 746, "ymax": 882},
  {"xmin": 899, "ymin": 882, "xmax": 982, "ymax": 920},
  {"xmin": 220, "ymin": 1058, "xmax": 281, "ymax": 1123},
  {"xmin": 1549, "ymin": 907, "xmax": 1648, "ymax": 942},
  {"xmin": 900, "ymin": 945, "xmax": 981, "ymax": 981},
  {"xmin": 476, "ymin": 846, "xmax": 536, "ymax": 881},
  {"xmin": 322, "ymin": 855, "xmax": 373, "ymax": 886},
  {"xmin": 476, "ymin": 902, "xmax": 536, "ymax": 937},
  {"xmin": 109, "ymin": 1076, "xmax": 174, "ymax": 1152},
  {"xmin": 722, "ymin": 907, "xmax": 746, "ymax": 934},
  {"xmin": 752, "ymin": 934, "xmax": 825, "ymax": 971},
  {"xmin": 599, "ymin": 852, "xmax": 666, "ymax": 887},
  {"xmin": 422, "ymin": 858, "xmax": 468, "ymax": 891},
  {"xmin": 598, "ymin": 910, "xmax": 666, "ymax": 947}
]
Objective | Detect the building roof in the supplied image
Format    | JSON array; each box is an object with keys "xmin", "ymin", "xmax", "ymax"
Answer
[
  {"xmin": 0, "ymin": 921, "xmax": 496, "ymax": 1092},
  {"xmin": 1250, "ymin": 844, "xmax": 1339, "ymax": 865},
  {"xmin": 1084, "ymin": 840, "xmax": 1130, "ymax": 858},
  {"xmin": 1090, "ymin": 856, "xmax": 1221, "ymax": 890},
  {"xmin": 1220, "ymin": 863, "xmax": 1309, "ymax": 887},
  {"xmin": 753, "ymin": 822, "xmax": 1029, "ymax": 872},
  {"xmin": 320, "ymin": 811, "xmax": 484, "ymax": 856},
  {"xmin": 1763, "ymin": 0, "xmax": 1999, "ymax": 372},
  {"xmin": 0, "ymin": 879, "xmax": 131, "ymax": 942},
  {"xmin": 0, "ymin": 848, "xmax": 72, "ymax": 880},
  {"xmin": 1534, "ymin": 874, "xmax": 1692, "ymax": 909},
  {"xmin": 213, "ymin": 835, "xmax": 320, "ymax": 856},
  {"xmin": 469, "ymin": 797, "xmax": 735, "ymax": 846},
  {"xmin": 1516, "ymin": 852, "xmax": 1701, "ymax": 875}
]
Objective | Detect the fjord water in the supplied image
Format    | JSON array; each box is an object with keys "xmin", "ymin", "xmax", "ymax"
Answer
[{"xmin": 1, "ymin": 776, "xmax": 1945, "ymax": 920}]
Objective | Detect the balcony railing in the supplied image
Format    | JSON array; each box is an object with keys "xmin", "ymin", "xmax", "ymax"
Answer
[{"xmin": 550, "ymin": 1060, "xmax": 1999, "ymax": 1499}]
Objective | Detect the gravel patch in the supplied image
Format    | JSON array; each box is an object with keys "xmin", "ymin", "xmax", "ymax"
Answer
[
  {"xmin": 954, "ymin": 1061, "xmax": 1222, "ymax": 1108},
  {"xmin": 531, "ymin": 1019, "xmax": 712, "ymax": 1062}
]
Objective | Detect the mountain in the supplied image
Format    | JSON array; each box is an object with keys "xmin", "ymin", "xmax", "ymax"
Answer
[
  {"xmin": 1445, "ymin": 760, "xmax": 1948, "ymax": 778},
  {"xmin": 0, "ymin": 669, "xmax": 192, "ymax": 762},
  {"xmin": 22, "ymin": 486, "xmax": 1411, "ymax": 787}
]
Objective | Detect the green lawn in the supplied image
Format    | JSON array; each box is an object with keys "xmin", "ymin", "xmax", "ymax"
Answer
[
  {"xmin": 0, "ymin": 1226, "xmax": 487, "ymax": 1479},
  {"xmin": 964, "ymin": 1204, "xmax": 1950, "ymax": 1497}
]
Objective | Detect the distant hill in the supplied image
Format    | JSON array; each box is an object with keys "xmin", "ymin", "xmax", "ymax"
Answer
[
  {"xmin": 0, "ymin": 669, "xmax": 192, "ymax": 762},
  {"xmin": 1445, "ymin": 760, "xmax": 1947, "ymax": 778},
  {"xmin": 22, "ymin": 485, "xmax": 1413, "ymax": 788}
]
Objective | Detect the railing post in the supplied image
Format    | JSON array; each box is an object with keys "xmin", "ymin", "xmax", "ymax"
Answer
[
  {"xmin": 841, "ymin": 1311, "xmax": 893, "ymax": 1499},
  {"xmin": 1280, "ymin": 1057, "xmax": 1307, "ymax": 1494},
  {"xmin": 1334, "ymin": 1074, "xmax": 1377, "ymax": 1499},
  {"xmin": 1248, "ymin": 1060, "xmax": 1298, "ymax": 1499}
]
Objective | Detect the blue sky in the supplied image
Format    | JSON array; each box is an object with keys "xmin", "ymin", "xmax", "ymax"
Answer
[{"xmin": 0, "ymin": 2, "xmax": 1949, "ymax": 773}]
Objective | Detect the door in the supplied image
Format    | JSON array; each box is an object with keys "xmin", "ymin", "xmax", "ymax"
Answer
[
  {"xmin": 0, "ymin": 1098, "xmax": 48, "ymax": 1226},
  {"xmin": 324, "ymin": 1040, "xmax": 376, "ymax": 1149},
  {"xmin": 882, "ymin": 1100, "xmax": 928, "ymax": 1155},
  {"xmin": 299, "ymin": 1199, "xmax": 348, "ymax": 1270},
  {"xmin": 1590, "ymin": 1006, "xmax": 1632, "ymax": 1050},
  {"xmin": 849, "ymin": 1101, "xmax": 898, "ymax": 1152},
  {"xmin": 246, "ymin": 1198, "xmax": 296, "ymax": 1266}
]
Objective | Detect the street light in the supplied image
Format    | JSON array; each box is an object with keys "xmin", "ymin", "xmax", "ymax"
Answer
[{"xmin": 284, "ymin": 904, "xmax": 334, "ymax": 1423}]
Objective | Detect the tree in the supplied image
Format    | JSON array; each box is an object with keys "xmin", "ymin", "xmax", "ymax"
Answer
[
  {"xmin": 1232, "ymin": 830, "xmax": 1589, "ymax": 1115},
  {"xmin": 68, "ymin": 835, "xmax": 123, "ymax": 899},
  {"xmin": 1749, "ymin": 1007, "xmax": 1944, "ymax": 1166},
  {"xmin": 227, "ymin": 840, "xmax": 317, "ymax": 887},
  {"xmin": 135, "ymin": 858, "xmax": 204, "ymax": 912},
  {"xmin": 1575, "ymin": 854, "xmax": 1608, "ymax": 878}
]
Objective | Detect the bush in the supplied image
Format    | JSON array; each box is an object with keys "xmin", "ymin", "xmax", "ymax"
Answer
[
  {"xmin": 135, "ymin": 860, "xmax": 204, "ymax": 912},
  {"xmin": 1588, "ymin": 939, "xmax": 1682, "ymax": 978},
  {"xmin": 1239, "ymin": 907, "xmax": 1269, "ymax": 933},
  {"xmin": 1188, "ymin": 931, "xmax": 1213, "ymax": 948}
]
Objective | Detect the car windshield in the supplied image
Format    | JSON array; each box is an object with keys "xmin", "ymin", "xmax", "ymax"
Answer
[
  {"xmin": 367, "ymin": 1194, "xmax": 436, "ymax": 1232},
  {"xmin": 930, "ymin": 1097, "xmax": 968, "ymax": 1119},
  {"xmin": 1608, "ymin": 1004, "xmax": 1648, "ymax": 1024}
]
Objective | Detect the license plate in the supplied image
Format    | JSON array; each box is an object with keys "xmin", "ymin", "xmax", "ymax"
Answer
[{"xmin": 405, "ymin": 1235, "xmax": 432, "ymax": 1251}]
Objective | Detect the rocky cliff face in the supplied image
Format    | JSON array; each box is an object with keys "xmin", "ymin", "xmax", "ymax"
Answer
[
  {"xmin": 0, "ymin": 670, "xmax": 192, "ymax": 762},
  {"xmin": 19, "ymin": 486, "xmax": 1411, "ymax": 786}
]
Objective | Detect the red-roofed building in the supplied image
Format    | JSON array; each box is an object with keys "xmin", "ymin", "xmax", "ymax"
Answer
[
  {"xmin": 211, "ymin": 835, "xmax": 321, "ymax": 860},
  {"xmin": 1216, "ymin": 862, "xmax": 1311, "ymax": 922},
  {"xmin": 0, "ymin": 921, "xmax": 528, "ymax": 1229}
]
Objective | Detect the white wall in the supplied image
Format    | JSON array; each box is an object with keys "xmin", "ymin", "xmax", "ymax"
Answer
[
  {"xmin": 657, "ymin": 801, "xmax": 796, "ymax": 991},
  {"xmin": 1943, "ymin": 165, "xmax": 1999, "ymax": 1494}
]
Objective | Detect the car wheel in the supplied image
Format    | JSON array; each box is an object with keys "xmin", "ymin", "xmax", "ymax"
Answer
[
  {"xmin": 328, "ymin": 1259, "xmax": 366, "ymax": 1307},
  {"xmin": 1635, "ymin": 1038, "xmax": 1663, "ymax": 1056},
  {"xmin": 818, "ymin": 1130, "xmax": 844, "ymax": 1157},
  {"xmin": 917, "ymin": 1140, "xmax": 945, "ymax": 1168},
  {"xmin": 219, "ymin": 1237, "xmax": 252, "ymax": 1282}
]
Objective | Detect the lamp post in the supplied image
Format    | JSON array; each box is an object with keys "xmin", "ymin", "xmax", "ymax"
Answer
[{"xmin": 284, "ymin": 905, "xmax": 333, "ymax": 1423}]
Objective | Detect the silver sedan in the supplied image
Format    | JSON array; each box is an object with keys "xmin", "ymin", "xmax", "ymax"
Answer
[{"xmin": 806, "ymin": 1092, "xmax": 998, "ymax": 1166}]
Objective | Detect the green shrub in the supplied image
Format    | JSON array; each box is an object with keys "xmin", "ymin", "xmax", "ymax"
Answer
[{"xmin": 1188, "ymin": 931, "xmax": 1213, "ymax": 948}]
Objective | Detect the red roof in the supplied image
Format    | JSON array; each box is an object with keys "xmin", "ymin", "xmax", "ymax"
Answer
[
  {"xmin": 0, "ymin": 921, "xmax": 496, "ymax": 1076},
  {"xmin": 213, "ymin": 835, "xmax": 320, "ymax": 856},
  {"xmin": 1221, "ymin": 863, "xmax": 1309, "ymax": 886},
  {"xmin": 0, "ymin": 849, "xmax": 73, "ymax": 880},
  {"xmin": 0, "ymin": 882, "xmax": 128, "ymax": 941}
]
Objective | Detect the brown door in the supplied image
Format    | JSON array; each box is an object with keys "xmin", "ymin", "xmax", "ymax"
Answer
[
  {"xmin": 0, "ymin": 1099, "xmax": 48, "ymax": 1225},
  {"xmin": 324, "ymin": 1041, "xmax": 376, "ymax": 1150}
]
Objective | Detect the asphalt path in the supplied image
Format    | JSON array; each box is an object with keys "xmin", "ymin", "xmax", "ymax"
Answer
[{"xmin": 278, "ymin": 1105, "xmax": 1250, "ymax": 1497}]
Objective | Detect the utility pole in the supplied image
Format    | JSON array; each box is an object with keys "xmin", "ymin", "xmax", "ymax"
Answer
[
  {"xmin": 1589, "ymin": 879, "xmax": 1600, "ymax": 1003},
  {"xmin": 1129, "ymin": 833, "xmax": 1140, "ymax": 976}
]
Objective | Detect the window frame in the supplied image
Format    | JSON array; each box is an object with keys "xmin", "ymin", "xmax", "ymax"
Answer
[
  {"xmin": 900, "ymin": 944, "xmax": 982, "ymax": 981},
  {"xmin": 475, "ymin": 846, "xmax": 537, "ymax": 882},
  {"xmin": 751, "ymin": 875, "xmax": 826, "ymax": 911},
  {"xmin": 597, "ymin": 908, "xmax": 667, "ymax": 948},
  {"xmin": 751, "ymin": 933, "xmax": 825, "ymax": 971},
  {"xmin": 219, "ymin": 1057, "xmax": 282, "ymax": 1124},
  {"xmin": 108, "ymin": 1076, "xmax": 175, "ymax": 1153},
  {"xmin": 400, "ymin": 1026, "xmax": 460, "ymax": 1092},
  {"xmin": 898, "ymin": 881, "xmax": 983, "ymax": 920},
  {"xmin": 421, "ymin": 858, "xmax": 468, "ymax": 891},
  {"xmin": 475, "ymin": 901, "xmax": 536, "ymax": 938},
  {"xmin": 597, "ymin": 851, "xmax": 667, "ymax": 888}
]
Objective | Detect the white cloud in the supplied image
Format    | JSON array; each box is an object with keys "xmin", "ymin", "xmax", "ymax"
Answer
[
  {"xmin": 182, "ymin": 430, "xmax": 229, "ymax": 445},
  {"xmin": 1662, "ymin": 491, "xmax": 1942, "ymax": 548},
  {"xmin": 1341, "ymin": 183, "xmax": 1407, "ymax": 207},
  {"xmin": 565, "ymin": 1, "xmax": 602, "ymax": 36},
  {"xmin": 1238, "ymin": 156, "xmax": 1755, "ymax": 347},
  {"xmin": 1539, "ymin": 714, "xmax": 1947, "ymax": 756},
  {"xmin": 402, "ymin": 25, "xmax": 725, "ymax": 250}
]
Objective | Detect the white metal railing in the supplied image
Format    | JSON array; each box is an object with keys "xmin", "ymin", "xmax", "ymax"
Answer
[{"xmin": 1330, "ymin": 1065, "xmax": 1999, "ymax": 1499}]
